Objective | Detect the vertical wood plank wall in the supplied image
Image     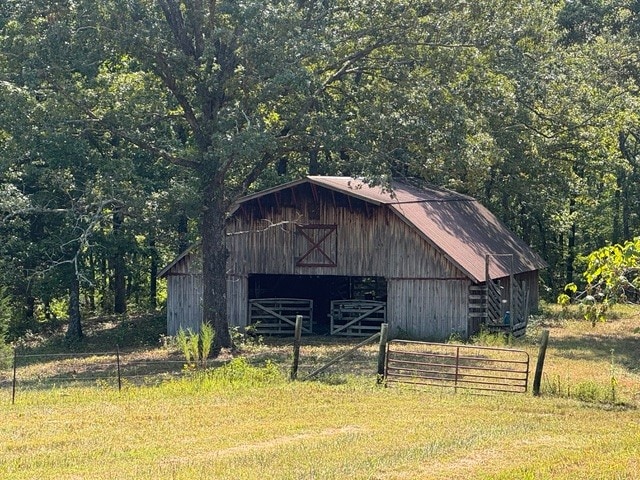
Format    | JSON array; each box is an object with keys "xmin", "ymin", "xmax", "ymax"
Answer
[
  {"xmin": 225, "ymin": 195, "xmax": 470, "ymax": 339},
  {"xmin": 166, "ymin": 274, "xmax": 203, "ymax": 335},
  {"xmin": 164, "ymin": 188, "xmax": 540, "ymax": 340},
  {"xmin": 387, "ymin": 279, "xmax": 470, "ymax": 339},
  {"xmin": 227, "ymin": 275, "xmax": 248, "ymax": 328},
  {"xmin": 226, "ymin": 202, "xmax": 462, "ymax": 279}
]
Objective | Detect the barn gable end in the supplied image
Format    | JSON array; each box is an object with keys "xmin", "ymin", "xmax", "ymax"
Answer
[{"xmin": 160, "ymin": 177, "xmax": 546, "ymax": 339}]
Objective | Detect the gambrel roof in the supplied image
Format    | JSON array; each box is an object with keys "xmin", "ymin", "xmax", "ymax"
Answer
[{"xmin": 234, "ymin": 176, "xmax": 546, "ymax": 283}]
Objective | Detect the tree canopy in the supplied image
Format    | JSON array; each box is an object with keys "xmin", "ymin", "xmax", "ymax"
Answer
[{"xmin": 1, "ymin": 0, "xmax": 640, "ymax": 344}]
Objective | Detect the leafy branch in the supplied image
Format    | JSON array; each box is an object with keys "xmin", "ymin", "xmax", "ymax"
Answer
[{"xmin": 560, "ymin": 238, "xmax": 640, "ymax": 324}]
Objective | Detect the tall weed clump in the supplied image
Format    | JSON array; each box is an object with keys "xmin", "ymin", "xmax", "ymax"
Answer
[
  {"xmin": 470, "ymin": 327, "xmax": 510, "ymax": 347},
  {"xmin": 175, "ymin": 323, "xmax": 215, "ymax": 368}
]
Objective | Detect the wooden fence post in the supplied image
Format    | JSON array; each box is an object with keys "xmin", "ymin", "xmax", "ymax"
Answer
[
  {"xmin": 376, "ymin": 323, "xmax": 388, "ymax": 384},
  {"xmin": 290, "ymin": 315, "xmax": 303, "ymax": 381},
  {"xmin": 533, "ymin": 329, "xmax": 550, "ymax": 396}
]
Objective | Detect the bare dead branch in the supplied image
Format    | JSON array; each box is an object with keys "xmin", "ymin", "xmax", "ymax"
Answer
[{"xmin": 226, "ymin": 216, "xmax": 303, "ymax": 236}]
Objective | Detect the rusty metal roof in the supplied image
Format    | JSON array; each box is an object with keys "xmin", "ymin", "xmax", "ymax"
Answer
[{"xmin": 236, "ymin": 176, "xmax": 547, "ymax": 283}]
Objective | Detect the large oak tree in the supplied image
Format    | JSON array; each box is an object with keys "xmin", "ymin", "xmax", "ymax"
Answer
[{"xmin": 3, "ymin": 0, "xmax": 461, "ymax": 348}]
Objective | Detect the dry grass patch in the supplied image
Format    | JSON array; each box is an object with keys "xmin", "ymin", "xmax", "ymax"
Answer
[
  {"xmin": 2, "ymin": 379, "xmax": 639, "ymax": 480},
  {"xmin": 1, "ymin": 307, "xmax": 639, "ymax": 479}
]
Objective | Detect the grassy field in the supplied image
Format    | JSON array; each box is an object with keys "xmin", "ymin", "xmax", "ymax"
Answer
[{"xmin": 1, "ymin": 307, "xmax": 639, "ymax": 479}]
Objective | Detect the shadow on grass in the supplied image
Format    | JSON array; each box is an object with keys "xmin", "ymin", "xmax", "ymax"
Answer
[
  {"xmin": 0, "ymin": 313, "xmax": 186, "ymax": 389},
  {"xmin": 15, "ymin": 312, "xmax": 167, "ymax": 356},
  {"xmin": 548, "ymin": 332, "xmax": 639, "ymax": 372}
]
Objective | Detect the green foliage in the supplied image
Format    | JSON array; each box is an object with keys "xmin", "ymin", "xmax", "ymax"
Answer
[
  {"xmin": 0, "ymin": 341, "xmax": 11, "ymax": 370},
  {"xmin": 446, "ymin": 331, "xmax": 464, "ymax": 344},
  {"xmin": 562, "ymin": 238, "xmax": 640, "ymax": 324},
  {"xmin": 1, "ymin": 0, "xmax": 640, "ymax": 344},
  {"xmin": 470, "ymin": 327, "xmax": 510, "ymax": 347},
  {"xmin": 0, "ymin": 286, "xmax": 12, "ymax": 340},
  {"xmin": 542, "ymin": 344, "xmax": 621, "ymax": 405},
  {"xmin": 543, "ymin": 374, "xmax": 619, "ymax": 405},
  {"xmin": 205, "ymin": 358, "xmax": 283, "ymax": 387},
  {"xmin": 175, "ymin": 329, "xmax": 192, "ymax": 366},
  {"xmin": 175, "ymin": 324, "xmax": 216, "ymax": 368},
  {"xmin": 230, "ymin": 324, "xmax": 263, "ymax": 348},
  {"xmin": 583, "ymin": 238, "xmax": 640, "ymax": 301},
  {"xmin": 199, "ymin": 323, "xmax": 215, "ymax": 365}
]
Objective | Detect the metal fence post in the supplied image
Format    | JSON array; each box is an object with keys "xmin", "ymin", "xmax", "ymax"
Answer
[
  {"xmin": 116, "ymin": 345, "xmax": 122, "ymax": 392},
  {"xmin": 290, "ymin": 315, "xmax": 303, "ymax": 381}
]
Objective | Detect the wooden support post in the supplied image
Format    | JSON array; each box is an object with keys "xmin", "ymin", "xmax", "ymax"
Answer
[
  {"xmin": 454, "ymin": 346, "xmax": 460, "ymax": 393},
  {"xmin": 376, "ymin": 323, "xmax": 388, "ymax": 384},
  {"xmin": 533, "ymin": 329, "xmax": 550, "ymax": 396},
  {"xmin": 290, "ymin": 315, "xmax": 303, "ymax": 381}
]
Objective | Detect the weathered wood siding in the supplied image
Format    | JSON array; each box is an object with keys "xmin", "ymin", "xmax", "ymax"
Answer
[
  {"xmin": 227, "ymin": 199, "xmax": 463, "ymax": 279},
  {"xmin": 387, "ymin": 279, "xmax": 471, "ymax": 339},
  {"xmin": 166, "ymin": 274, "xmax": 203, "ymax": 335},
  {"xmin": 227, "ymin": 275, "xmax": 248, "ymax": 328},
  {"xmin": 226, "ymin": 193, "xmax": 470, "ymax": 338},
  {"xmin": 165, "ymin": 255, "xmax": 247, "ymax": 334},
  {"xmin": 164, "ymin": 186, "xmax": 541, "ymax": 340},
  {"xmin": 517, "ymin": 270, "xmax": 540, "ymax": 312}
]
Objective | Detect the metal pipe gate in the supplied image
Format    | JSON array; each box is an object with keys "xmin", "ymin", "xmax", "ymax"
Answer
[{"xmin": 385, "ymin": 340, "xmax": 530, "ymax": 394}]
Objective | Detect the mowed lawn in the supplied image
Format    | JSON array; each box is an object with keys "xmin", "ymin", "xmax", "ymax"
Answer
[{"xmin": 1, "ymin": 310, "xmax": 639, "ymax": 480}]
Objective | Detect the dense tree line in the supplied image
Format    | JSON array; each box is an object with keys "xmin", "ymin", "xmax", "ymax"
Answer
[{"xmin": 0, "ymin": 0, "xmax": 639, "ymax": 346}]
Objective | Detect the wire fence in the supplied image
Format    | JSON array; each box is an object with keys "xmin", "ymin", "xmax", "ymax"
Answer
[
  {"xmin": 2, "ymin": 348, "xmax": 189, "ymax": 404},
  {"xmin": 2, "ymin": 326, "xmax": 391, "ymax": 404}
]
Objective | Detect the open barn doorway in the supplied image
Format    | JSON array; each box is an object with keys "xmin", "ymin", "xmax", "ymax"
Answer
[{"xmin": 248, "ymin": 274, "xmax": 387, "ymax": 334}]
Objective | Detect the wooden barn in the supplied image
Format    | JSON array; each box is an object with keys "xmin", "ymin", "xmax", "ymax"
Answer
[{"xmin": 159, "ymin": 176, "xmax": 546, "ymax": 340}]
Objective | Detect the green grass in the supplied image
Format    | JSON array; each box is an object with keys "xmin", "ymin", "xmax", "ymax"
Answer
[{"xmin": 1, "ymin": 308, "xmax": 639, "ymax": 479}]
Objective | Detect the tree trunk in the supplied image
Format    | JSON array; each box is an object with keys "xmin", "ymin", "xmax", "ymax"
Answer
[
  {"xmin": 87, "ymin": 252, "xmax": 96, "ymax": 312},
  {"xmin": 308, "ymin": 149, "xmax": 319, "ymax": 175},
  {"xmin": 149, "ymin": 238, "xmax": 158, "ymax": 310},
  {"xmin": 66, "ymin": 268, "xmax": 83, "ymax": 340},
  {"xmin": 566, "ymin": 199, "xmax": 576, "ymax": 285},
  {"xmin": 201, "ymin": 175, "xmax": 233, "ymax": 350},
  {"xmin": 113, "ymin": 210, "xmax": 127, "ymax": 314},
  {"xmin": 100, "ymin": 255, "xmax": 110, "ymax": 312}
]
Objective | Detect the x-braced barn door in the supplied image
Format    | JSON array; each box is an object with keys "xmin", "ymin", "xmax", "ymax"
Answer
[{"xmin": 295, "ymin": 224, "xmax": 337, "ymax": 267}]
